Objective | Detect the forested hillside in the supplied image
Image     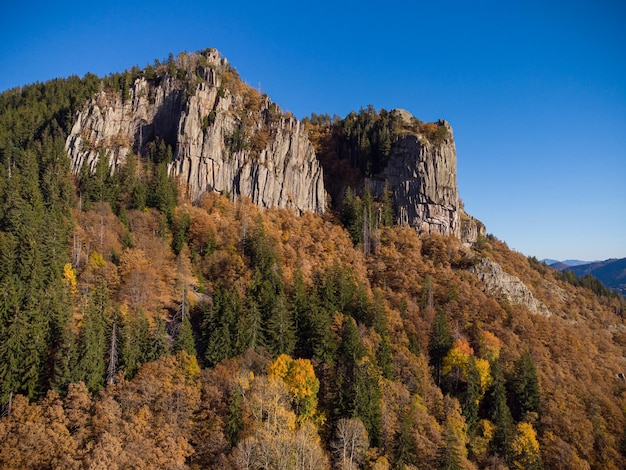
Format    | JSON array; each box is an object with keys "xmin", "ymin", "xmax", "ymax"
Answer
[{"xmin": 0, "ymin": 55, "xmax": 625, "ymax": 469}]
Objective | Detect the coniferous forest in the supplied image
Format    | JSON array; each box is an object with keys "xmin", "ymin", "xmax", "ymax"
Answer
[{"xmin": 1, "ymin": 57, "xmax": 625, "ymax": 469}]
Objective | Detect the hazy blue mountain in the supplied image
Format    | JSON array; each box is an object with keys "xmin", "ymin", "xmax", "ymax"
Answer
[
  {"xmin": 544, "ymin": 259, "xmax": 596, "ymax": 268},
  {"xmin": 565, "ymin": 258, "xmax": 626, "ymax": 296}
]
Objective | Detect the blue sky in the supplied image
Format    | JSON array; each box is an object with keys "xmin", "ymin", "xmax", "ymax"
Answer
[{"xmin": 2, "ymin": 0, "xmax": 625, "ymax": 260}]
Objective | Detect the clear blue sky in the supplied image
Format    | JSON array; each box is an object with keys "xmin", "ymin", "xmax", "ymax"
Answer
[{"xmin": 2, "ymin": 0, "xmax": 625, "ymax": 261}]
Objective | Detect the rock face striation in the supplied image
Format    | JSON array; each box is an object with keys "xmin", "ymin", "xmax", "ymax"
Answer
[
  {"xmin": 65, "ymin": 49, "xmax": 484, "ymax": 241},
  {"xmin": 381, "ymin": 119, "xmax": 459, "ymax": 237},
  {"xmin": 368, "ymin": 110, "xmax": 482, "ymax": 243},
  {"xmin": 66, "ymin": 49, "xmax": 326, "ymax": 214}
]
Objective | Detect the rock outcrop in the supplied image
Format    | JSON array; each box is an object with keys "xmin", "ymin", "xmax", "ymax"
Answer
[
  {"xmin": 65, "ymin": 49, "xmax": 484, "ymax": 239},
  {"xmin": 66, "ymin": 49, "xmax": 326, "ymax": 214},
  {"xmin": 460, "ymin": 210, "xmax": 486, "ymax": 245},
  {"xmin": 367, "ymin": 110, "xmax": 482, "ymax": 242},
  {"xmin": 471, "ymin": 257, "xmax": 552, "ymax": 317},
  {"xmin": 380, "ymin": 119, "xmax": 459, "ymax": 237}
]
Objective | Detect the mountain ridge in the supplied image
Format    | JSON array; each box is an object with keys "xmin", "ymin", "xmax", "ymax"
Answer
[
  {"xmin": 1, "ymin": 47, "xmax": 625, "ymax": 469},
  {"xmin": 65, "ymin": 49, "xmax": 484, "ymax": 244},
  {"xmin": 563, "ymin": 257, "xmax": 626, "ymax": 296}
]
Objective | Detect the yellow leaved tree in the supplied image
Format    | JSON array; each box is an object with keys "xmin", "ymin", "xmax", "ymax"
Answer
[{"xmin": 268, "ymin": 354, "xmax": 321, "ymax": 423}]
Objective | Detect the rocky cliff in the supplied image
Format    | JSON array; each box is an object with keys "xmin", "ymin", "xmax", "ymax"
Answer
[
  {"xmin": 66, "ymin": 49, "xmax": 484, "ymax": 242},
  {"xmin": 66, "ymin": 49, "xmax": 326, "ymax": 214},
  {"xmin": 381, "ymin": 118, "xmax": 459, "ymax": 237},
  {"xmin": 365, "ymin": 110, "xmax": 482, "ymax": 243}
]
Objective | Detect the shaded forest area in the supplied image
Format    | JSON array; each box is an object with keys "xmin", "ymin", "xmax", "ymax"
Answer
[{"xmin": 1, "ymin": 56, "xmax": 625, "ymax": 469}]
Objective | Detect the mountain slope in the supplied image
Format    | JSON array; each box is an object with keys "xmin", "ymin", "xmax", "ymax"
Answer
[
  {"xmin": 0, "ymin": 49, "xmax": 625, "ymax": 469},
  {"xmin": 565, "ymin": 258, "xmax": 626, "ymax": 295}
]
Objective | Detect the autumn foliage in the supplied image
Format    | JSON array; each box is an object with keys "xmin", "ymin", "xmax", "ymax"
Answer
[{"xmin": 1, "ymin": 67, "xmax": 626, "ymax": 469}]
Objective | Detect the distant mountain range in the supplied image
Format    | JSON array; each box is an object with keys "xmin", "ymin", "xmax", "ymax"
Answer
[
  {"xmin": 546, "ymin": 258, "xmax": 626, "ymax": 296},
  {"xmin": 542, "ymin": 259, "xmax": 597, "ymax": 268}
]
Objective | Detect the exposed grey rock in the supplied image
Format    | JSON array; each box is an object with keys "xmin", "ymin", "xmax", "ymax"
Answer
[
  {"xmin": 460, "ymin": 210, "xmax": 486, "ymax": 245},
  {"xmin": 65, "ymin": 50, "xmax": 326, "ymax": 214},
  {"xmin": 471, "ymin": 257, "xmax": 552, "ymax": 317},
  {"xmin": 369, "ymin": 115, "xmax": 462, "ymax": 238}
]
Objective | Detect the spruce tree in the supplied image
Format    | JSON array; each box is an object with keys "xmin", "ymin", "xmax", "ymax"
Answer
[
  {"xmin": 77, "ymin": 280, "xmax": 111, "ymax": 393},
  {"xmin": 489, "ymin": 361, "xmax": 514, "ymax": 462},
  {"xmin": 174, "ymin": 315, "xmax": 197, "ymax": 356},
  {"xmin": 429, "ymin": 309, "xmax": 452, "ymax": 386},
  {"xmin": 463, "ymin": 356, "xmax": 481, "ymax": 437},
  {"xmin": 508, "ymin": 351, "xmax": 541, "ymax": 421},
  {"xmin": 395, "ymin": 406, "xmax": 417, "ymax": 467},
  {"xmin": 263, "ymin": 292, "xmax": 295, "ymax": 357}
]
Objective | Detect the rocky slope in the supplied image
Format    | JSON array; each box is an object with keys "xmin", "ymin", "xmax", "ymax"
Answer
[
  {"xmin": 66, "ymin": 49, "xmax": 326, "ymax": 214},
  {"xmin": 471, "ymin": 257, "xmax": 552, "ymax": 317}
]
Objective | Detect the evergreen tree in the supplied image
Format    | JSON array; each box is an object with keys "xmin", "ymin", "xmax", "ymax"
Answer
[
  {"xmin": 203, "ymin": 287, "xmax": 234, "ymax": 366},
  {"xmin": 508, "ymin": 351, "xmax": 541, "ymax": 421},
  {"xmin": 239, "ymin": 295, "xmax": 262, "ymax": 352},
  {"xmin": 437, "ymin": 398, "xmax": 471, "ymax": 470},
  {"xmin": 463, "ymin": 356, "xmax": 481, "ymax": 437},
  {"xmin": 174, "ymin": 316, "xmax": 196, "ymax": 356},
  {"xmin": 429, "ymin": 308, "xmax": 452, "ymax": 386},
  {"xmin": 489, "ymin": 361, "xmax": 514, "ymax": 463},
  {"xmin": 292, "ymin": 266, "xmax": 314, "ymax": 357},
  {"xmin": 263, "ymin": 292, "xmax": 295, "ymax": 357},
  {"xmin": 341, "ymin": 186, "xmax": 363, "ymax": 244},
  {"xmin": 336, "ymin": 318, "xmax": 365, "ymax": 419},
  {"xmin": 377, "ymin": 334, "xmax": 394, "ymax": 380},
  {"xmin": 148, "ymin": 162, "xmax": 177, "ymax": 219},
  {"xmin": 51, "ymin": 322, "xmax": 79, "ymax": 392},
  {"xmin": 395, "ymin": 405, "xmax": 417, "ymax": 468},
  {"xmin": 354, "ymin": 356, "xmax": 383, "ymax": 447},
  {"xmin": 77, "ymin": 280, "xmax": 111, "ymax": 393},
  {"xmin": 381, "ymin": 180, "xmax": 394, "ymax": 227},
  {"xmin": 437, "ymin": 422, "xmax": 465, "ymax": 470},
  {"xmin": 119, "ymin": 308, "xmax": 152, "ymax": 378},
  {"xmin": 225, "ymin": 388, "xmax": 244, "ymax": 447},
  {"xmin": 149, "ymin": 316, "xmax": 171, "ymax": 360},
  {"xmin": 335, "ymin": 315, "xmax": 382, "ymax": 444}
]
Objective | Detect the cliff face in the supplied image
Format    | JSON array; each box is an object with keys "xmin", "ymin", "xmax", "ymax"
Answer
[
  {"xmin": 366, "ymin": 111, "xmax": 482, "ymax": 243},
  {"xmin": 66, "ymin": 49, "xmax": 484, "ymax": 240},
  {"xmin": 380, "ymin": 119, "xmax": 459, "ymax": 238},
  {"xmin": 66, "ymin": 50, "xmax": 326, "ymax": 214}
]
